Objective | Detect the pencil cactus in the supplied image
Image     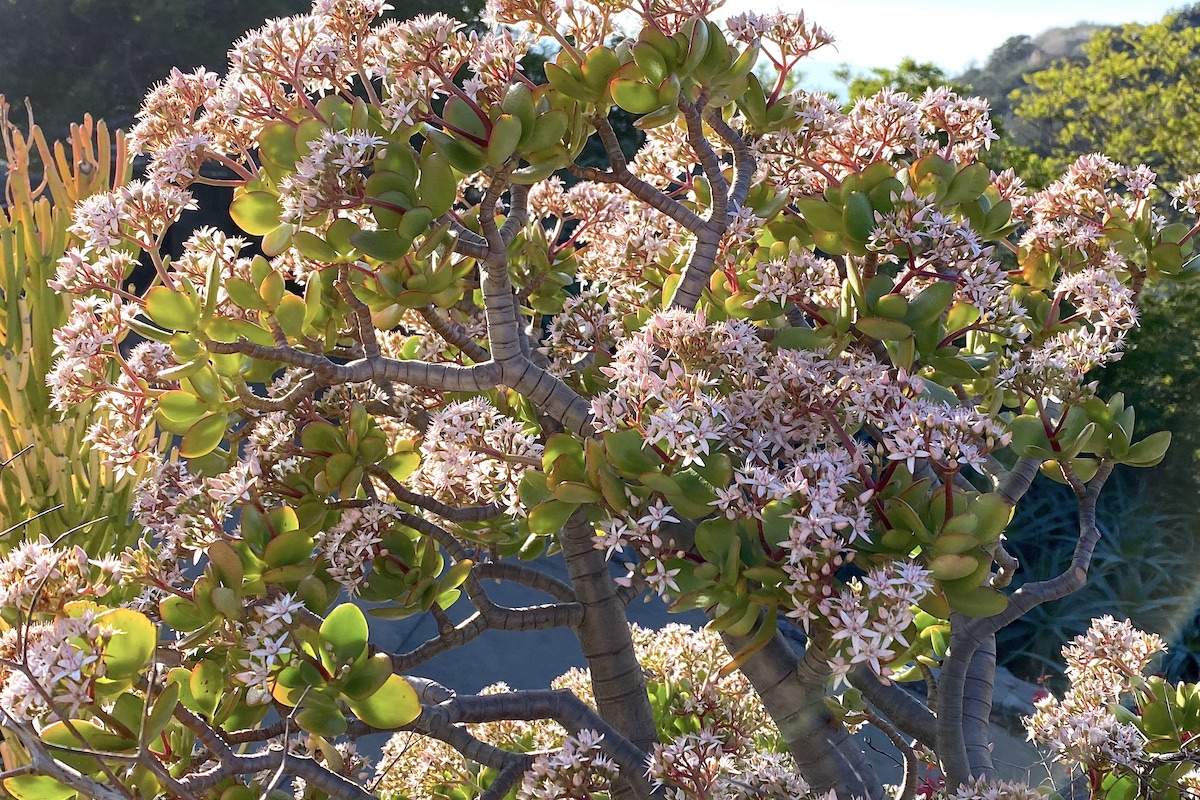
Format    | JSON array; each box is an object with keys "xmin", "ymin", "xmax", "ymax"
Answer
[{"xmin": 0, "ymin": 101, "xmax": 151, "ymax": 552}]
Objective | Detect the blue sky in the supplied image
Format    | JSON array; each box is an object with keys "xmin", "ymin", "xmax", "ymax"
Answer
[{"xmin": 718, "ymin": 0, "xmax": 1184, "ymax": 73}]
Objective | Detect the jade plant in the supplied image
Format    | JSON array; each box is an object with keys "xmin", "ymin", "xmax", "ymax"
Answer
[{"xmin": 3, "ymin": 1, "xmax": 1200, "ymax": 799}]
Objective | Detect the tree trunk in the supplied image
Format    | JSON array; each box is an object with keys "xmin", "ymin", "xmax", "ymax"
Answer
[
  {"xmin": 559, "ymin": 510, "xmax": 658, "ymax": 799},
  {"xmin": 724, "ymin": 628, "xmax": 884, "ymax": 799}
]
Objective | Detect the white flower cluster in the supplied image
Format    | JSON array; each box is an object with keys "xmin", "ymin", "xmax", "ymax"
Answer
[
  {"xmin": 591, "ymin": 311, "xmax": 1010, "ymax": 678},
  {"xmin": 518, "ymin": 729, "xmax": 619, "ymax": 800},
  {"xmin": 881, "ymin": 396, "xmax": 1012, "ymax": 475},
  {"xmin": 946, "ymin": 776, "xmax": 1043, "ymax": 800},
  {"xmin": 1025, "ymin": 616, "xmax": 1164, "ymax": 772},
  {"xmin": 69, "ymin": 180, "xmax": 196, "ymax": 255},
  {"xmin": 232, "ymin": 593, "xmax": 307, "ymax": 705},
  {"xmin": 1172, "ymin": 173, "xmax": 1200, "ymax": 216},
  {"xmin": 542, "ymin": 284, "xmax": 625, "ymax": 379},
  {"xmin": 725, "ymin": 10, "xmax": 834, "ymax": 60},
  {"xmin": 0, "ymin": 537, "xmax": 116, "ymax": 614},
  {"xmin": 748, "ymin": 250, "xmax": 843, "ymax": 309},
  {"xmin": 0, "ymin": 610, "xmax": 111, "ymax": 726},
  {"xmin": 133, "ymin": 460, "xmax": 261, "ymax": 568},
  {"xmin": 316, "ymin": 502, "xmax": 400, "ymax": 594},
  {"xmin": 813, "ymin": 562, "xmax": 933, "ymax": 685},
  {"xmin": 1021, "ymin": 154, "xmax": 1153, "ymax": 266},
  {"xmin": 279, "ymin": 129, "xmax": 387, "ymax": 224},
  {"xmin": 409, "ymin": 398, "xmax": 542, "ymax": 516},
  {"xmin": 756, "ymin": 88, "xmax": 997, "ymax": 196}
]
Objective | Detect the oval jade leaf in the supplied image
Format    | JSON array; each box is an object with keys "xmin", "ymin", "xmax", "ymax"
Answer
[
  {"xmin": 349, "ymin": 229, "xmax": 408, "ymax": 261},
  {"xmin": 929, "ymin": 553, "xmax": 979, "ymax": 582},
  {"xmin": 180, "ymin": 413, "xmax": 228, "ymax": 459},
  {"xmin": 292, "ymin": 230, "xmax": 339, "ymax": 262},
  {"xmin": 347, "ymin": 673, "xmax": 419, "ymax": 729},
  {"xmin": 381, "ymin": 451, "xmax": 420, "ymax": 482},
  {"xmin": 145, "ymin": 286, "xmax": 198, "ymax": 332},
  {"xmin": 159, "ymin": 595, "xmax": 209, "ymax": 632},
  {"xmin": 98, "ymin": 607, "xmax": 157, "ymax": 680},
  {"xmin": 3, "ymin": 776, "xmax": 76, "ymax": 800},
  {"xmin": 319, "ymin": 603, "xmax": 369, "ymax": 665},
  {"xmin": 340, "ymin": 651, "xmax": 393, "ymax": 701},
  {"xmin": 230, "ymin": 191, "xmax": 285, "ymax": 236},
  {"xmin": 40, "ymin": 719, "xmax": 134, "ymax": 772},
  {"xmin": 609, "ymin": 78, "xmax": 661, "ymax": 114},
  {"xmin": 189, "ymin": 659, "xmax": 223, "ymax": 718},
  {"xmin": 158, "ymin": 390, "xmax": 209, "ymax": 425},
  {"xmin": 527, "ymin": 499, "xmax": 578, "ymax": 535},
  {"xmin": 258, "ymin": 121, "xmax": 301, "ymax": 168},
  {"xmin": 295, "ymin": 705, "xmax": 348, "ymax": 738}
]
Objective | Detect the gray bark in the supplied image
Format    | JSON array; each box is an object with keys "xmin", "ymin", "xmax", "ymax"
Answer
[{"xmin": 723, "ymin": 629, "xmax": 884, "ymax": 800}]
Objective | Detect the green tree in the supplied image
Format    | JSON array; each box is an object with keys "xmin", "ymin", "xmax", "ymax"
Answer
[
  {"xmin": 835, "ymin": 57, "xmax": 963, "ymax": 101},
  {"xmin": 0, "ymin": 0, "xmax": 484, "ymax": 138},
  {"xmin": 1011, "ymin": 8, "xmax": 1200, "ymax": 188}
]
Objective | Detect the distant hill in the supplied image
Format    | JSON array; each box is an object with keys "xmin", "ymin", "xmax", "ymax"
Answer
[{"xmin": 956, "ymin": 22, "xmax": 1104, "ymax": 120}]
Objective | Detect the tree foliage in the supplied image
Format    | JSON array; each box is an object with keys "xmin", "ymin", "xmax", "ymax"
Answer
[
  {"xmin": 1011, "ymin": 9, "xmax": 1200, "ymax": 188},
  {"xmin": 836, "ymin": 57, "xmax": 964, "ymax": 102},
  {"xmin": 2, "ymin": 3, "xmax": 1200, "ymax": 800}
]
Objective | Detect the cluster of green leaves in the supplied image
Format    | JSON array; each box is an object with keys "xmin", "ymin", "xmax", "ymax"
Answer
[{"xmin": 545, "ymin": 19, "xmax": 762, "ymax": 129}]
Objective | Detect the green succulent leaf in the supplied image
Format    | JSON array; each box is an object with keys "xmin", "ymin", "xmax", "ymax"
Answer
[
  {"xmin": 347, "ymin": 673, "xmax": 420, "ymax": 729},
  {"xmin": 320, "ymin": 603, "xmax": 370, "ymax": 664}
]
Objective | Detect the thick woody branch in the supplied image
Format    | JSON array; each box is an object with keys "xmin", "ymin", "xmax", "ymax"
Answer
[
  {"xmin": 410, "ymin": 707, "xmax": 535, "ymax": 775},
  {"xmin": 704, "ymin": 110, "xmax": 755, "ymax": 213},
  {"xmin": 969, "ymin": 460, "xmax": 1114, "ymax": 639},
  {"xmin": 222, "ymin": 720, "xmax": 288, "ymax": 745},
  {"xmin": 849, "ymin": 668, "xmax": 937, "ymax": 749},
  {"xmin": 480, "ymin": 761, "xmax": 528, "ymax": 800},
  {"xmin": 669, "ymin": 222, "xmax": 723, "ymax": 312},
  {"xmin": 446, "ymin": 215, "xmax": 491, "ymax": 260},
  {"xmin": 679, "ymin": 98, "xmax": 728, "ymax": 224},
  {"xmin": 499, "ymin": 356, "xmax": 595, "ymax": 436},
  {"xmin": 571, "ymin": 114, "xmax": 706, "ymax": 232},
  {"xmin": 962, "ymin": 636, "xmax": 998, "ymax": 782},
  {"xmin": 465, "ymin": 581, "xmax": 584, "ymax": 631},
  {"xmin": 209, "ymin": 339, "xmax": 501, "ymax": 392},
  {"xmin": 723, "ymin": 629, "xmax": 883, "ymax": 799},
  {"xmin": 474, "ymin": 560, "xmax": 578, "ymax": 603},
  {"xmin": 174, "ymin": 745, "xmax": 376, "ymax": 800},
  {"xmin": 478, "ymin": 177, "xmax": 528, "ymax": 366},
  {"xmin": 500, "ymin": 184, "xmax": 529, "ymax": 246},
  {"xmin": 366, "ymin": 464, "xmax": 501, "ymax": 522},
  {"xmin": 939, "ymin": 461, "xmax": 1114, "ymax": 788},
  {"xmin": 558, "ymin": 509, "xmax": 659, "ymax": 799},
  {"xmin": 420, "ymin": 305, "xmax": 491, "ymax": 363},
  {"xmin": 336, "ymin": 269, "xmax": 381, "ymax": 359},
  {"xmin": 391, "ymin": 569, "xmax": 583, "ymax": 671},
  {"xmin": 996, "ymin": 457, "xmax": 1041, "ymax": 505},
  {"xmin": 234, "ymin": 372, "xmax": 325, "ymax": 412},
  {"xmin": 593, "ymin": 113, "xmax": 630, "ymax": 172},
  {"xmin": 568, "ymin": 162, "xmax": 706, "ymax": 231}
]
